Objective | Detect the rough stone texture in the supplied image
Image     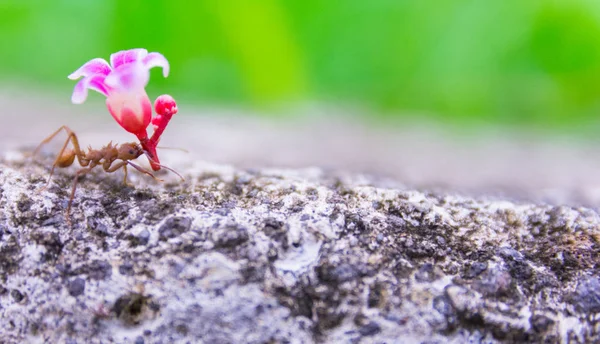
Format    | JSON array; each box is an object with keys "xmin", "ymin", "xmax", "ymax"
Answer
[{"xmin": 1, "ymin": 148, "xmax": 599, "ymax": 344}]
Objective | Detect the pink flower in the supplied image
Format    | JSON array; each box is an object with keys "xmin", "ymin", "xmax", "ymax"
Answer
[{"xmin": 68, "ymin": 48, "xmax": 169, "ymax": 137}]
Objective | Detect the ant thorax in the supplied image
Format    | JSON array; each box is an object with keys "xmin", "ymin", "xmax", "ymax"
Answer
[{"xmin": 84, "ymin": 147, "xmax": 104, "ymax": 162}]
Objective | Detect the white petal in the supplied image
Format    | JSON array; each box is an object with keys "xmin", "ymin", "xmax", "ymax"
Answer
[
  {"xmin": 110, "ymin": 48, "xmax": 148, "ymax": 69},
  {"xmin": 68, "ymin": 58, "xmax": 111, "ymax": 80},
  {"xmin": 143, "ymin": 52, "xmax": 170, "ymax": 77},
  {"xmin": 104, "ymin": 62, "xmax": 150, "ymax": 92},
  {"xmin": 70, "ymin": 74, "xmax": 110, "ymax": 104}
]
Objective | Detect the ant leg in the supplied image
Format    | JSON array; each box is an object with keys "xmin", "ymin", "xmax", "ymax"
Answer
[
  {"xmin": 104, "ymin": 161, "xmax": 164, "ymax": 183},
  {"xmin": 33, "ymin": 125, "xmax": 72, "ymax": 157},
  {"xmin": 127, "ymin": 162, "xmax": 164, "ymax": 182},
  {"xmin": 142, "ymin": 152, "xmax": 184, "ymax": 181},
  {"xmin": 158, "ymin": 163, "xmax": 185, "ymax": 181},
  {"xmin": 34, "ymin": 125, "xmax": 85, "ymax": 162},
  {"xmin": 38, "ymin": 148, "xmax": 75, "ymax": 193},
  {"xmin": 65, "ymin": 166, "xmax": 93, "ymax": 227},
  {"xmin": 122, "ymin": 164, "xmax": 129, "ymax": 185},
  {"xmin": 36, "ymin": 126, "xmax": 88, "ymax": 191},
  {"xmin": 49, "ymin": 126, "xmax": 87, "ymax": 167},
  {"xmin": 103, "ymin": 161, "xmax": 128, "ymax": 179}
]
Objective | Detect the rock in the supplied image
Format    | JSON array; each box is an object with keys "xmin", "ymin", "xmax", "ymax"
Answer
[
  {"xmin": 158, "ymin": 216, "xmax": 192, "ymax": 240},
  {"xmin": 134, "ymin": 229, "xmax": 151, "ymax": 246},
  {"xmin": 0, "ymin": 154, "xmax": 599, "ymax": 343},
  {"xmin": 118, "ymin": 262, "xmax": 135, "ymax": 276},
  {"xmin": 10, "ymin": 289, "xmax": 24, "ymax": 303},
  {"xmin": 67, "ymin": 278, "xmax": 85, "ymax": 297},
  {"xmin": 358, "ymin": 321, "xmax": 381, "ymax": 337},
  {"xmin": 464, "ymin": 261, "xmax": 488, "ymax": 279},
  {"xmin": 569, "ymin": 276, "xmax": 600, "ymax": 314},
  {"xmin": 81, "ymin": 260, "xmax": 112, "ymax": 281}
]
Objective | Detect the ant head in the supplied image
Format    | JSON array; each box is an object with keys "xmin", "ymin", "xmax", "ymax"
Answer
[{"xmin": 118, "ymin": 143, "xmax": 144, "ymax": 161}]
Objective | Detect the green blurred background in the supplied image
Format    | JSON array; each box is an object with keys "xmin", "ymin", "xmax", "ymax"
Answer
[{"xmin": 2, "ymin": 0, "xmax": 600, "ymax": 133}]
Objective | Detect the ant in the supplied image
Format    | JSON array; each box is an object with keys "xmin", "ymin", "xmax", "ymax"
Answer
[
  {"xmin": 32, "ymin": 126, "xmax": 180, "ymax": 226},
  {"xmin": 34, "ymin": 91, "xmax": 183, "ymax": 226}
]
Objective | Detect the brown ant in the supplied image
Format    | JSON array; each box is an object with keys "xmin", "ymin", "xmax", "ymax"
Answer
[{"xmin": 33, "ymin": 125, "xmax": 181, "ymax": 226}]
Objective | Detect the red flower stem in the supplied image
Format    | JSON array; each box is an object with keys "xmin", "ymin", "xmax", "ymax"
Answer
[
  {"xmin": 140, "ymin": 95, "xmax": 178, "ymax": 171},
  {"xmin": 149, "ymin": 111, "xmax": 175, "ymax": 145}
]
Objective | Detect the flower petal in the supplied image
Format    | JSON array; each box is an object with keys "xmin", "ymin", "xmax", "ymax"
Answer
[
  {"xmin": 104, "ymin": 62, "xmax": 150, "ymax": 92},
  {"xmin": 143, "ymin": 52, "xmax": 170, "ymax": 77},
  {"xmin": 87, "ymin": 74, "xmax": 110, "ymax": 96},
  {"xmin": 71, "ymin": 74, "xmax": 110, "ymax": 104},
  {"xmin": 110, "ymin": 48, "xmax": 148, "ymax": 69},
  {"xmin": 106, "ymin": 90, "xmax": 152, "ymax": 135},
  {"xmin": 68, "ymin": 58, "xmax": 111, "ymax": 80},
  {"xmin": 71, "ymin": 79, "xmax": 89, "ymax": 104}
]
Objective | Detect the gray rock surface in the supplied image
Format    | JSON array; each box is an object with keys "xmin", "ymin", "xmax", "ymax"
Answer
[{"xmin": 1, "ymin": 148, "xmax": 599, "ymax": 344}]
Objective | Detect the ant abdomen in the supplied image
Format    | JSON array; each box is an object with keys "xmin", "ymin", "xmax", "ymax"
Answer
[{"xmin": 57, "ymin": 149, "xmax": 76, "ymax": 168}]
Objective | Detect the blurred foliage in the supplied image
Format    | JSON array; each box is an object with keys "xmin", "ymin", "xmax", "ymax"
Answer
[{"xmin": 1, "ymin": 0, "xmax": 600, "ymax": 130}]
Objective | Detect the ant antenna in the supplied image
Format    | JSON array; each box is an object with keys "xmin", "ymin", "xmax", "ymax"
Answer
[
  {"xmin": 156, "ymin": 146, "xmax": 189, "ymax": 153},
  {"xmin": 144, "ymin": 152, "xmax": 185, "ymax": 181}
]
